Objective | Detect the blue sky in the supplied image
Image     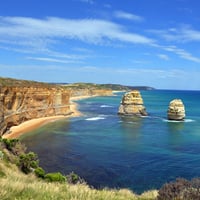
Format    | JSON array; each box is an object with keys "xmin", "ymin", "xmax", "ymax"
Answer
[{"xmin": 0, "ymin": 0, "xmax": 200, "ymax": 89}]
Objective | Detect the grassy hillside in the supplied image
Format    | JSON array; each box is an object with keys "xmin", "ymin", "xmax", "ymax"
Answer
[
  {"xmin": 61, "ymin": 82, "xmax": 155, "ymax": 91},
  {"xmin": 0, "ymin": 161, "xmax": 158, "ymax": 200},
  {"xmin": 0, "ymin": 77, "xmax": 154, "ymax": 90},
  {"xmin": 1, "ymin": 137, "xmax": 200, "ymax": 200},
  {"xmin": 0, "ymin": 77, "xmax": 54, "ymax": 87},
  {"xmin": 0, "ymin": 137, "xmax": 158, "ymax": 200}
]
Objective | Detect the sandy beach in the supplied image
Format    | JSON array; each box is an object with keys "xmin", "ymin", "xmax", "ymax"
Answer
[
  {"xmin": 2, "ymin": 94, "xmax": 114, "ymax": 139},
  {"xmin": 3, "ymin": 101, "xmax": 82, "ymax": 139},
  {"xmin": 70, "ymin": 95, "xmax": 98, "ymax": 101}
]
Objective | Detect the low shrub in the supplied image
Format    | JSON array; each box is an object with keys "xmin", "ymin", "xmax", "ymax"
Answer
[
  {"xmin": 66, "ymin": 171, "xmax": 86, "ymax": 184},
  {"xmin": 44, "ymin": 172, "xmax": 66, "ymax": 183},
  {"xmin": 18, "ymin": 152, "xmax": 39, "ymax": 174},
  {"xmin": 157, "ymin": 178, "xmax": 200, "ymax": 200},
  {"xmin": 1, "ymin": 138, "xmax": 26, "ymax": 156},
  {"xmin": 2, "ymin": 138, "xmax": 19, "ymax": 151},
  {"xmin": 34, "ymin": 167, "xmax": 45, "ymax": 178}
]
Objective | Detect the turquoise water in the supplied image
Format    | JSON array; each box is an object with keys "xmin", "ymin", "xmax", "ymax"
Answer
[{"xmin": 21, "ymin": 90, "xmax": 200, "ymax": 193}]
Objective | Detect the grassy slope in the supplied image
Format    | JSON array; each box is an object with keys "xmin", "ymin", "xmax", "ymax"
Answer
[
  {"xmin": 0, "ymin": 161, "xmax": 157, "ymax": 200},
  {"xmin": 0, "ymin": 77, "xmax": 54, "ymax": 87},
  {"xmin": 0, "ymin": 77, "xmax": 154, "ymax": 90}
]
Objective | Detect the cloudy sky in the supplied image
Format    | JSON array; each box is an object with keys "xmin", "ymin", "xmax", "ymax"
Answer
[{"xmin": 0, "ymin": 0, "xmax": 200, "ymax": 90}]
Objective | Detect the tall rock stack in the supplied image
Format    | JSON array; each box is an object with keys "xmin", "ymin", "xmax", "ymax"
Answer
[
  {"xmin": 118, "ymin": 90, "xmax": 147, "ymax": 116},
  {"xmin": 167, "ymin": 99, "xmax": 185, "ymax": 121}
]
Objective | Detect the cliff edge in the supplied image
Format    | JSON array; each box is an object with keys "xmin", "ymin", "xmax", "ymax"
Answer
[
  {"xmin": 0, "ymin": 87, "xmax": 71, "ymax": 136},
  {"xmin": 0, "ymin": 78, "xmax": 113, "ymax": 136}
]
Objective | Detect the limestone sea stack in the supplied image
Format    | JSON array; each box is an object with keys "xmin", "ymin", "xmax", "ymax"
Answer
[
  {"xmin": 118, "ymin": 90, "xmax": 147, "ymax": 116},
  {"xmin": 167, "ymin": 99, "xmax": 185, "ymax": 121}
]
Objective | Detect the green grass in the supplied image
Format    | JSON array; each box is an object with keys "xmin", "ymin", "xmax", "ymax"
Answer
[
  {"xmin": 0, "ymin": 161, "xmax": 158, "ymax": 200},
  {"xmin": 0, "ymin": 77, "xmax": 54, "ymax": 87}
]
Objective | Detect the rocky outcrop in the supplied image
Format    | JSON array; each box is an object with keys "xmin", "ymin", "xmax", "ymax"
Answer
[
  {"xmin": 118, "ymin": 90, "xmax": 147, "ymax": 116},
  {"xmin": 0, "ymin": 87, "xmax": 71, "ymax": 136},
  {"xmin": 167, "ymin": 99, "xmax": 185, "ymax": 121}
]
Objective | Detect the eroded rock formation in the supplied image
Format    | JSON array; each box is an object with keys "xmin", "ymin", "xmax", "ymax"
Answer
[
  {"xmin": 167, "ymin": 99, "xmax": 185, "ymax": 121},
  {"xmin": 118, "ymin": 90, "xmax": 147, "ymax": 116},
  {"xmin": 0, "ymin": 86, "xmax": 113, "ymax": 136},
  {"xmin": 0, "ymin": 87, "xmax": 71, "ymax": 136}
]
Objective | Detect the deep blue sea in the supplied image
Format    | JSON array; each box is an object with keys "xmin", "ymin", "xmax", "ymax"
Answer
[{"xmin": 21, "ymin": 90, "xmax": 200, "ymax": 194}]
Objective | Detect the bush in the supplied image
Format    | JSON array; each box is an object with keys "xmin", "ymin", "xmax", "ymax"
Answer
[
  {"xmin": 66, "ymin": 171, "xmax": 86, "ymax": 184},
  {"xmin": 18, "ymin": 152, "xmax": 39, "ymax": 174},
  {"xmin": 1, "ymin": 138, "xmax": 26, "ymax": 156},
  {"xmin": 44, "ymin": 172, "xmax": 66, "ymax": 183},
  {"xmin": 158, "ymin": 178, "xmax": 200, "ymax": 200},
  {"xmin": 2, "ymin": 138, "xmax": 19, "ymax": 151},
  {"xmin": 35, "ymin": 167, "xmax": 45, "ymax": 178},
  {"xmin": 11, "ymin": 142, "xmax": 27, "ymax": 156}
]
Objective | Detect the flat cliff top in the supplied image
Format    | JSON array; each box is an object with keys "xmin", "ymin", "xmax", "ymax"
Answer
[{"xmin": 0, "ymin": 77, "xmax": 56, "ymax": 88}]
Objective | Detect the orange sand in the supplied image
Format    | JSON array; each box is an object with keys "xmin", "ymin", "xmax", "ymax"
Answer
[{"xmin": 3, "ymin": 101, "xmax": 81, "ymax": 139}]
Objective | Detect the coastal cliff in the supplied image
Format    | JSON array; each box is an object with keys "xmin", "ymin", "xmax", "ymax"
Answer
[
  {"xmin": 0, "ymin": 86, "xmax": 71, "ymax": 136},
  {"xmin": 0, "ymin": 79, "xmax": 113, "ymax": 136}
]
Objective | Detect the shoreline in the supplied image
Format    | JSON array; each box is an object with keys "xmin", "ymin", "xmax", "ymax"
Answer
[
  {"xmin": 70, "ymin": 95, "xmax": 98, "ymax": 101},
  {"xmin": 2, "ymin": 101, "xmax": 82, "ymax": 139},
  {"xmin": 2, "ymin": 94, "xmax": 114, "ymax": 139}
]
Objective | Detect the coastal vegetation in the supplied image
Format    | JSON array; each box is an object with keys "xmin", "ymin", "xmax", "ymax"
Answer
[
  {"xmin": 62, "ymin": 82, "xmax": 154, "ymax": 91},
  {"xmin": 0, "ymin": 77, "xmax": 53, "ymax": 87},
  {"xmin": 1, "ymin": 137, "xmax": 200, "ymax": 199},
  {"xmin": 0, "ymin": 77, "xmax": 154, "ymax": 91},
  {"xmin": 0, "ymin": 137, "xmax": 158, "ymax": 200}
]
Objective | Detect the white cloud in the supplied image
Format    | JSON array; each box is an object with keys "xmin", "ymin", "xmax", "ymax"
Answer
[
  {"xmin": 1, "ymin": 16, "xmax": 200, "ymax": 65},
  {"xmin": 27, "ymin": 57, "xmax": 84, "ymax": 64},
  {"xmin": 114, "ymin": 11, "xmax": 144, "ymax": 22},
  {"xmin": 149, "ymin": 25, "xmax": 200, "ymax": 43},
  {"xmin": 115, "ymin": 68, "xmax": 186, "ymax": 79},
  {"xmin": 157, "ymin": 54, "xmax": 169, "ymax": 60},
  {"xmin": 163, "ymin": 45, "xmax": 200, "ymax": 63},
  {"xmin": 0, "ymin": 16, "xmax": 154, "ymax": 49}
]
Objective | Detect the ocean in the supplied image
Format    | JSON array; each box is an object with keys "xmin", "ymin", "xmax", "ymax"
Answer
[{"xmin": 21, "ymin": 90, "xmax": 200, "ymax": 194}]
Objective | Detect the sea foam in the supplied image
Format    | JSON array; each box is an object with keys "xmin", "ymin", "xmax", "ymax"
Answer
[
  {"xmin": 85, "ymin": 117, "xmax": 105, "ymax": 121},
  {"xmin": 163, "ymin": 119, "xmax": 195, "ymax": 123},
  {"xmin": 100, "ymin": 105, "xmax": 113, "ymax": 108}
]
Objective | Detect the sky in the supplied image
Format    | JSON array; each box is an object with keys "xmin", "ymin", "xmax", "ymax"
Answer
[{"xmin": 0, "ymin": 0, "xmax": 200, "ymax": 90}]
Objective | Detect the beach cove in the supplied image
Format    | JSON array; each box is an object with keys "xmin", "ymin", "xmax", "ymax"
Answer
[{"xmin": 2, "ymin": 95, "xmax": 96, "ymax": 139}]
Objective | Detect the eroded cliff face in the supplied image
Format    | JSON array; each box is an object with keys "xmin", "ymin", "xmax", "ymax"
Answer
[
  {"xmin": 0, "ymin": 86, "xmax": 113, "ymax": 136},
  {"xmin": 0, "ymin": 87, "xmax": 71, "ymax": 136}
]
